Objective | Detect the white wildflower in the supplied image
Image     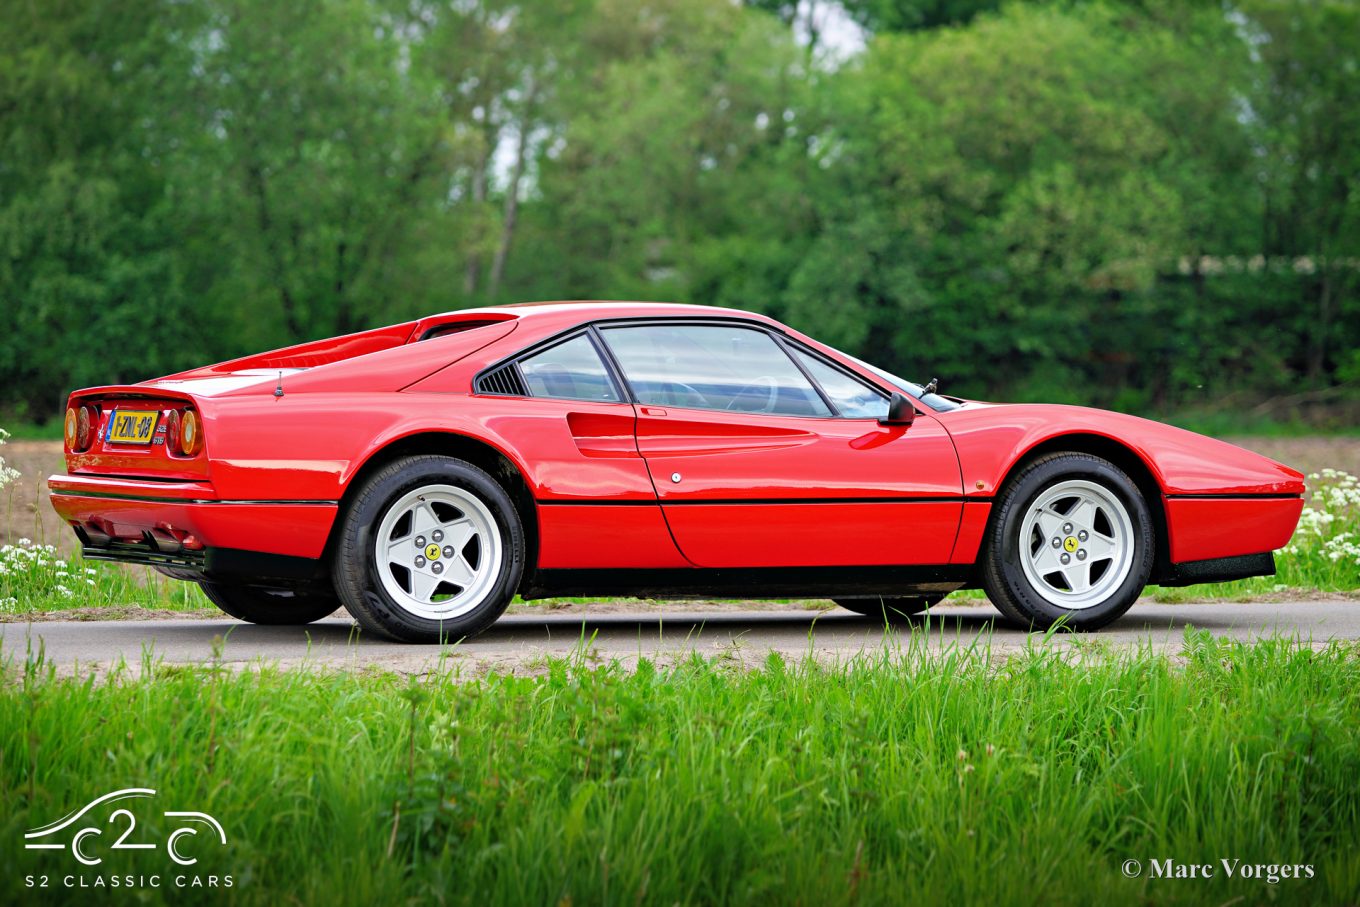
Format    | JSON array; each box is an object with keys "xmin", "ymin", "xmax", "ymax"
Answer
[{"xmin": 0, "ymin": 427, "xmax": 18, "ymax": 490}]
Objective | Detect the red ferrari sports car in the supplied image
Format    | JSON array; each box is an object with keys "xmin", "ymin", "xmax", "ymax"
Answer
[{"xmin": 49, "ymin": 302, "xmax": 1304, "ymax": 641}]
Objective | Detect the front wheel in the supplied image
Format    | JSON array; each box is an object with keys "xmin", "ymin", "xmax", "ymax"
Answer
[
  {"xmin": 834, "ymin": 595, "xmax": 943, "ymax": 621},
  {"xmin": 332, "ymin": 455, "xmax": 525, "ymax": 643},
  {"xmin": 980, "ymin": 453, "xmax": 1154, "ymax": 631},
  {"xmin": 199, "ymin": 582, "xmax": 339, "ymax": 625}
]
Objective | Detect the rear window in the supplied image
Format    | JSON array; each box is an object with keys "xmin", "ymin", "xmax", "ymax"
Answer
[{"xmin": 519, "ymin": 334, "xmax": 622, "ymax": 402}]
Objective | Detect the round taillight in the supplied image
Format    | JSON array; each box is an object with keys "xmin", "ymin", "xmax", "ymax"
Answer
[
  {"xmin": 165, "ymin": 409, "xmax": 182, "ymax": 455},
  {"xmin": 72, "ymin": 405, "xmax": 94, "ymax": 452},
  {"xmin": 64, "ymin": 407, "xmax": 78, "ymax": 449},
  {"xmin": 179, "ymin": 409, "xmax": 202, "ymax": 456}
]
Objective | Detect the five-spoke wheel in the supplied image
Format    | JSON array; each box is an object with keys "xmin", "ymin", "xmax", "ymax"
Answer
[
  {"xmin": 332, "ymin": 456, "xmax": 524, "ymax": 642},
  {"xmin": 981, "ymin": 452, "xmax": 1154, "ymax": 630},
  {"xmin": 1017, "ymin": 479, "xmax": 1135, "ymax": 610},
  {"xmin": 373, "ymin": 485, "xmax": 502, "ymax": 621}
]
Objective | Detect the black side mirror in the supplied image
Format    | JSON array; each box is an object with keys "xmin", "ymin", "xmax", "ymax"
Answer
[{"xmin": 879, "ymin": 392, "xmax": 915, "ymax": 427}]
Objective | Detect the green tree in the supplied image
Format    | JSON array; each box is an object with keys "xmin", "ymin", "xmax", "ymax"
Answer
[
  {"xmin": 167, "ymin": 0, "xmax": 464, "ymax": 346},
  {"xmin": 1239, "ymin": 0, "xmax": 1360, "ymax": 384},
  {"xmin": 811, "ymin": 3, "xmax": 1263, "ymax": 405},
  {"xmin": 0, "ymin": 0, "xmax": 202, "ymax": 417},
  {"xmin": 518, "ymin": 0, "xmax": 818, "ymax": 314},
  {"xmin": 838, "ymin": 0, "xmax": 1006, "ymax": 31}
]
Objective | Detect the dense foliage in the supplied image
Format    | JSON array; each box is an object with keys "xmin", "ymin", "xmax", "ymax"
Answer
[{"xmin": 1, "ymin": 0, "xmax": 1356, "ymax": 421}]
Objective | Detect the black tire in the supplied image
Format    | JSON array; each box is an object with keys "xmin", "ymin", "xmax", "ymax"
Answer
[
  {"xmin": 980, "ymin": 452, "xmax": 1154, "ymax": 631},
  {"xmin": 332, "ymin": 455, "xmax": 525, "ymax": 643},
  {"xmin": 199, "ymin": 581, "xmax": 340, "ymax": 625},
  {"xmin": 834, "ymin": 595, "xmax": 943, "ymax": 621}
]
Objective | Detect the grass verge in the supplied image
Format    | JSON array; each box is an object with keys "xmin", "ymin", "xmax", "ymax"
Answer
[
  {"xmin": 3, "ymin": 634, "xmax": 1359, "ymax": 905},
  {"xmin": 0, "ymin": 541, "xmax": 210, "ymax": 616}
]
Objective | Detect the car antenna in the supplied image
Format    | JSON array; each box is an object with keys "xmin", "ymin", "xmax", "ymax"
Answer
[{"xmin": 274, "ymin": 371, "xmax": 285, "ymax": 398}]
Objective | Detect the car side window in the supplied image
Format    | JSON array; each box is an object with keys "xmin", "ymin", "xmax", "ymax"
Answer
[
  {"xmin": 790, "ymin": 348, "xmax": 889, "ymax": 419},
  {"xmin": 518, "ymin": 333, "xmax": 622, "ymax": 402},
  {"xmin": 600, "ymin": 324, "xmax": 832, "ymax": 417}
]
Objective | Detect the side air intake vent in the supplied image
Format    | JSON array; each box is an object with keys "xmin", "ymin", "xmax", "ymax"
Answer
[{"xmin": 476, "ymin": 364, "xmax": 527, "ymax": 397}]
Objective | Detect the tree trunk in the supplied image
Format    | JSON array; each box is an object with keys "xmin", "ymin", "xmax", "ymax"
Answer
[
  {"xmin": 1308, "ymin": 269, "xmax": 1332, "ymax": 381},
  {"xmin": 464, "ymin": 150, "xmax": 489, "ymax": 297},
  {"xmin": 244, "ymin": 158, "xmax": 304, "ymax": 338},
  {"xmin": 488, "ymin": 80, "xmax": 539, "ymax": 299}
]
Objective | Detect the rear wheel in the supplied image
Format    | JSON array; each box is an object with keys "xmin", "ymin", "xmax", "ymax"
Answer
[
  {"xmin": 834, "ymin": 595, "xmax": 943, "ymax": 621},
  {"xmin": 199, "ymin": 581, "xmax": 339, "ymax": 625},
  {"xmin": 332, "ymin": 455, "xmax": 525, "ymax": 643},
  {"xmin": 981, "ymin": 452, "xmax": 1154, "ymax": 630}
]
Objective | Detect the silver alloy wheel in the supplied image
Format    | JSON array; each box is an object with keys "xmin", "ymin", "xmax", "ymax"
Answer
[
  {"xmin": 1018, "ymin": 479, "xmax": 1135, "ymax": 610},
  {"xmin": 373, "ymin": 484, "xmax": 501, "ymax": 621}
]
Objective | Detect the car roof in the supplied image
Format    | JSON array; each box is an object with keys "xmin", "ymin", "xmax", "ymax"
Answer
[{"xmin": 427, "ymin": 300, "xmax": 780, "ymax": 329}]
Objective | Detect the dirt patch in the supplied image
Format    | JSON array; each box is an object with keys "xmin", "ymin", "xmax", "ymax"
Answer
[
  {"xmin": 1154, "ymin": 589, "xmax": 1360, "ymax": 604},
  {"xmin": 1, "ymin": 440, "xmax": 69, "ymax": 551},
  {"xmin": 0, "ymin": 606, "xmax": 219, "ymax": 623},
  {"xmin": 1225, "ymin": 436, "xmax": 1360, "ymax": 479}
]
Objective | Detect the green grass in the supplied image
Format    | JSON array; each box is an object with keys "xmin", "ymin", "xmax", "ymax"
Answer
[
  {"xmin": 0, "ymin": 421, "xmax": 64, "ymax": 442},
  {"xmin": 2, "ymin": 634, "xmax": 1359, "ymax": 905},
  {"xmin": 0, "ymin": 541, "xmax": 211, "ymax": 615}
]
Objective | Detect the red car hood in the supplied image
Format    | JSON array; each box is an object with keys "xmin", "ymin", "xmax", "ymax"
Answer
[{"xmin": 937, "ymin": 403, "xmax": 1306, "ymax": 497}]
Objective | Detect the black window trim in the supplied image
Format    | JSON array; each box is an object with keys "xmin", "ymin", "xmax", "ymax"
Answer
[
  {"xmin": 473, "ymin": 328, "xmax": 625, "ymax": 403},
  {"xmin": 780, "ymin": 338, "xmax": 896, "ymax": 420},
  {"xmin": 473, "ymin": 315, "xmax": 902, "ymax": 421},
  {"xmin": 594, "ymin": 319, "xmax": 844, "ymax": 420},
  {"xmin": 768, "ymin": 334, "xmax": 842, "ymax": 416}
]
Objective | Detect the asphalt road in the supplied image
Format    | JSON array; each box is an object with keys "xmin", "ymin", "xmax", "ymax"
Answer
[{"xmin": 3, "ymin": 600, "xmax": 1357, "ymax": 674}]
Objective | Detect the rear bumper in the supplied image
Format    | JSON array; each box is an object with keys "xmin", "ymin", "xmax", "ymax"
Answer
[{"xmin": 48, "ymin": 473, "xmax": 336, "ymax": 562}]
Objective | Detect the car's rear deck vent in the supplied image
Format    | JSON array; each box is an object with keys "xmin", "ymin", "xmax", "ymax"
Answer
[{"xmin": 476, "ymin": 364, "xmax": 527, "ymax": 397}]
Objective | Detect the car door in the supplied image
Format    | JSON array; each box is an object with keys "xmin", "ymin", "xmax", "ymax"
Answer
[
  {"xmin": 595, "ymin": 321, "xmax": 964, "ymax": 568},
  {"xmin": 474, "ymin": 330, "xmax": 688, "ymax": 570}
]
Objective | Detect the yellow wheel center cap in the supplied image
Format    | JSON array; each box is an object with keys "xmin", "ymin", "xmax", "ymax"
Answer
[
  {"xmin": 425, "ymin": 543, "xmax": 442, "ymax": 561},
  {"xmin": 1063, "ymin": 536, "xmax": 1079, "ymax": 553}
]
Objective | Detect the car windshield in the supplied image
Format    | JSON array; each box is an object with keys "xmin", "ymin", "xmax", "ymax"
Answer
[{"xmin": 838, "ymin": 351, "xmax": 963, "ymax": 412}]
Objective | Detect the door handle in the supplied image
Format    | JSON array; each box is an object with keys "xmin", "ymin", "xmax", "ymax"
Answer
[{"xmin": 640, "ymin": 407, "xmax": 667, "ymax": 416}]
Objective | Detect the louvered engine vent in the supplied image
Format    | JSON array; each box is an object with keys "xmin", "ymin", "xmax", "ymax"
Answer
[{"xmin": 475, "ymin": 364, "xmax": 527, "ymax": 396}]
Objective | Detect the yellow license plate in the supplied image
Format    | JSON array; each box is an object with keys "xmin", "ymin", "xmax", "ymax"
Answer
[{"xmin": 107, "ymin": 409, "xmax": 160, "ymax": 445}]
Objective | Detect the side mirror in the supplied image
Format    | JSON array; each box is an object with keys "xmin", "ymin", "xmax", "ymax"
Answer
[{"xmin": 879, "ymin": 392, "xmax": 916, "ymax": 427}]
